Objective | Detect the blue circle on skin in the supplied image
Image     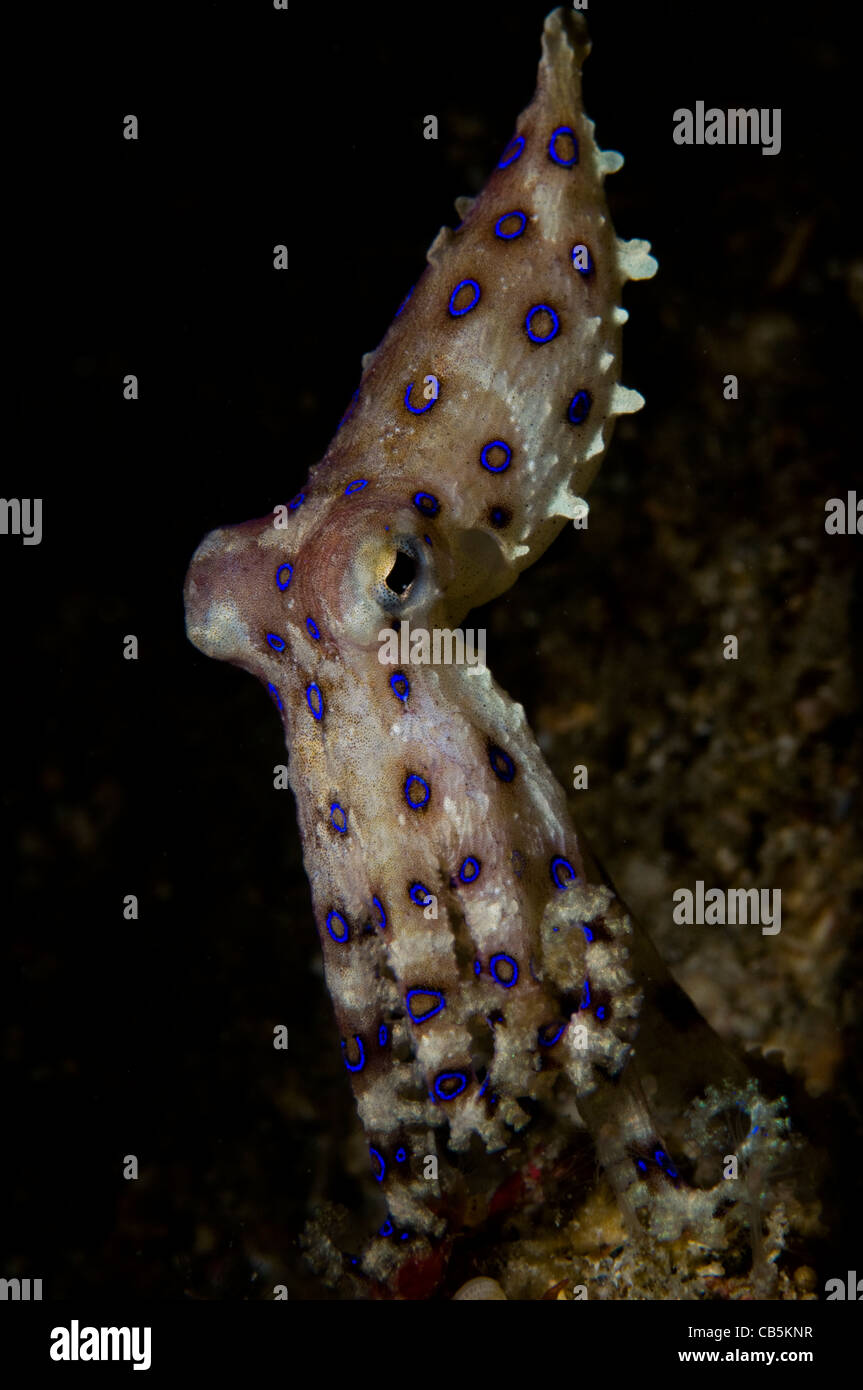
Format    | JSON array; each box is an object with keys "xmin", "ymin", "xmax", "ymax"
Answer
[
  {"xmin": 289, "ymin": 493, "xmax": 304, "ymax": 510},
  {"xmin": 306, "ymin": 617, "xmax": 320, "ymax": 640},
  {"xmin": 404, "ymin": 380, "xmax": 438, "ymax": 415},
  {"xmin": 459, "ymin": 857, "xmax": 481, "ymax": 884},
  {"xmin": 266, "ymin": 632, "xmax": 286, "ymax": 652},
  {"xmin": 390, "ymin": 672, "xmax": 409, "ymax": 701},
  {"xmin": 326, "ymin": 910, "xmax": 349, "ymax": 943},
  {"xmin": 550, "ymin": 856, "xmax": 576, "ymax": 889},
  {"xmin": 276, "ymin": 563, "xmax": 293, "ymax": 590},
  {"xmin": 571, "ymin": 243, "xmax": 594, "ymax": 275},
  {"xmin": 525, "ymin": 304, "xmax": 560, "ymax": 344},
  {"xmin": 370, "ymin": 1147, "xmax": 386, "ymax": 1181},
  {"xmin": 488, "ymin": 745, "xmax": 516, "ymax": 782},
  {"xmin": 406, "ymin": 988, "xmax": 446, "ymax": 1024},
  {"xmin": 498, "ymin": 134, "xmax": 525, "ymax": 168},
  {"xmin": 330, "ymin": 802, "xmax": 347, "ymax": 833},
  {"xmin": 378, "ymin": 1024, "xmax": 388, "ymax": 1047},
  {"xmin": 336, "ymin": 387, "xmax": 359, "ymax": 432},
  {"xmin": 490, "ymin": 953, "xmax": 519, "ymax": 988},
  {"xmin": 448, "ymin": 278, "xmax": 481, "ymax": 317},
  {"xmin": 340, "ymin": 1035, "xmax": 365, "ymax": 1072},
  {"xmin": 409, "ymin": 881, "xmax": 433, "ymax": 907},
  {"xmin": 434, "ymin": 1071, "xmax": 468, "ymax": 1101},
  {"xmin": 395, "ymin": 285, "xmax": 414, "ymax": 318},
  {"xmin": 306, "ymin": 683, "xmax": 324, "ymax": 720},
  {"xmin": 372, "ymin": 895, "xmax": 387, "ymax": 930},
  {"xmin": 494, "ymin": 210, "xmax": 527, "ymax": 239},
  {"xmin": 344, "ymin": 478, "xmax": 368, "ymax": 494},
  {"xmin": 549, "ymin": 125, "xmax": 579, "ymax": 166},
  {"xmin": 379, "ymin": 1220, "xmax": 393, "ymax": 1238},
  {"xmin": 395, "ymin": 1147, "xmax": 407, "ymax": 1164},
  {"xmin": 405, "ymin": 773, "xmax": 430, "ymax": 808},
  {"xmin": 413, "ymin": 491, "xmax": 440, "ymax": 517},
  {"xmin": 267, "ymin": 683, "xmax": 283, "ymax": 713},
  {"xmin": 480, "ymin": 440, "xmax": 511, "ymax": 473},
  {"xmin": 538, "ymin": 1021, "xmax": 567, "ymax": 1047},
  {"xmin": 567, "ymin": 389, "xmax": 592, "ymax": 425}
]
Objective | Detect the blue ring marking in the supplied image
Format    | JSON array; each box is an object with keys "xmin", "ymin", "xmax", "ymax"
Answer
[
  {"xmin": 266, "ymin": 632, "xmax": 286, "ymax": 652},
  {"xmin": 448, "ymin": 278, "xmax": 481, "ymax": 317},
  {"xmin": 344, "ymin": 478, "xmax": 368, "ymax": 495},
  {"xmin": 267, "ymin": 683, "xmax": 283, "ymax": 713},
  {"xmin": 582, "ymin": 924, "xmax": 594, "ymax": 942},
  {"xmin": 488, "ymin": 745, "xmax": 516, "ymax": 782},
  {"xmin": 549, "ymin": 125, "xmax": 579, "ymax": 166},
  {"xmin": 435, "ymin": 1071, "xmax": 468, "ymax": 1101},
  {"xmin": 405, "ymin": 773, "xmax": 430, "ymax": 808},
  {"xmin": 326, "ymin": 910, "xmax": 349, "ymax": 943},
  {"xmin": 550, "ymin": 856, "xmax": 576, "ymax": 889},
  {"xmin": 571, "ymin": 243, "xmax": 594, "ymax": 275},
  {"xmin": 378, "ymin": 1024, "xmax": 388, "ymax": 1047},
  {"xmin": 596, "ymin": 1005, "xmax": 607, "ymax": 1020},
  {"xmin": 390, "ymin": 672, "xmax": 410, "ymax": 701},
  {"xmin": 474, "ymin": 960, "xmax": 481, "ymax": 976},
  {"xmin": 525, "ymin": 304, "xmax": 560, "ymax": 344},
  {"xmin": 379, "ymin": 1220, "xmax": 393, "ymax": 1238},
  {"xmin": 567, "ymin": 389, "xmax": 592, "ymax": 425},
  {"xmin": 489, "ymin": 953, "xmax": 519, "ymax": 988},
  {"xmin": 409, "ymin": 881, "xmax": 433, "ymax": 907},
  {"xmin": 580, "ymin": 979, "xmax": 591, "ymax": 1009},
  {"xmin": 372, "ymin": 896, "xmax": 386, "ymax": 930},
  {"xmin": 413, "ymin": 491, "xmax": 440, "ymax": 517},
  {"xmin": 459, "ymin": 856, "xmax": 481, "ymax": 884},
  {"xmin": 498, "ymin": 134, "xmax": 525, "ymax": 169},
  {"xmin": 276, "ymin": 562, "xmax": 293, "ymax": 590},
  {"xmin": 306, "ymin": 617, "xmax": 320, "ymax": 640},
  {"xmin": 330, "ymin": 802, "xmax": 347, "ymax": 833},
  {"xmin": 494, "ymin": 209, "xmax": 527, "ymax": 239},
  {"xmin": 406, "ymin": 988, "xmax": 446, "ymax": 1024},
  {"xmin": 370, "ymin": 1147, "xmax": 386, "ymax": 1182},
  {"xmin": 306, "ymin": 683, "xmax": 324, "ymax": 720},
  {"xmin": 538, "ymin": 1021, "xmax": 567, "ymax": 1048},
  {"xmin": 340, "ymin": 1035, "xmax": 365, "ymax": 1072},
  {"xmin": 404, "ymin": 380, "xmax": 438, "ymax": 414},
  {"xmin": 395, "ymin": 1147, "xmax": 407, "ymax": 1163},
  {"xmin": 336, "ymin": 387, "xmax": 359, "ymax": 432},
  {"xmin": 480, "ymin": 440, "xmax": 511, "ymax": 473},
  {"xmin": 289, "ymin": 492, "xmax": 304, "ymax": 510},
  {"xmin": 395, "ymin": 284, "xmax": 414, "ymax": 318}
]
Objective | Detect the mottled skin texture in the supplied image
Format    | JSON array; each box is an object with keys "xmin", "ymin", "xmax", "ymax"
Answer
[{"xmin": 184, "ymin": 10, "xmax": 791, "ymax": 1292}]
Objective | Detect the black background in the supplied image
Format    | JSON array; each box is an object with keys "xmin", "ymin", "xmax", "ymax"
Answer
[{"xmin": 3, "ymin": 0, "xmax": 859, "ymax": 1303}]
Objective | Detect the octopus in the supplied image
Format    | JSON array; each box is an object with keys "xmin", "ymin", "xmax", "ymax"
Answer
[{"xmin": 184, "ymin": 8, "xmax": 800, "ymax": 1296}]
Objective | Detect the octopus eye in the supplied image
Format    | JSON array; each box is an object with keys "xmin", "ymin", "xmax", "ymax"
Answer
[{"xmin": 385, "ymin": 547, "xmax": 418, "ymax": 597}]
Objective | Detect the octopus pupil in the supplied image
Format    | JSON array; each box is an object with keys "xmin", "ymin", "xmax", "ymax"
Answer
[{"xmin": 386, "ymin": 549, "xmax": 417, "ymax": 595}]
